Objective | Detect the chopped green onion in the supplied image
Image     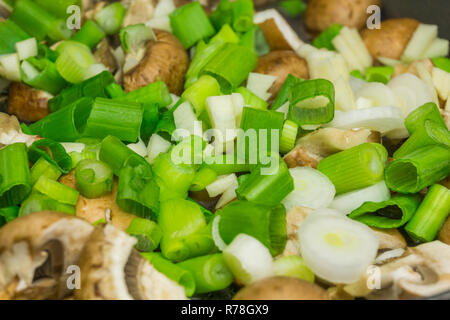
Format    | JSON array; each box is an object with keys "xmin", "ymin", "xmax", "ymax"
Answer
[
  {"xmin": 385, "ymin": 145, "xmax": 450, "ymax": 194},
  {"xmin": 177, "ymin": 254, "xmax": 233, "ymax": 294},
  {"xmin": 158, "ymin": 199, "xmax": 214, "ymax": 262},
  {"xmin": 21, "ymin": 57, "xmax": 68, "ymax": 95},
  {"xmin": 273, "ymin": 255, "xmax": 314, "ymax": 283},
  {"xmin": 393, "ymin": 120, "xmax": 450, "ymax": 159},
  {"xmin": 30, "ymin": 157, "xmax": 62, "ymax": 185},
  {"xmin": 202, "ymin": 154, "xmax": 251, "ymax": 175},
  {"xmin": 37, "ymin": 44, "xmax": 59, "ymax": 62},
  {"xmin": 15, "ymin": 37, "xmax": 37, "ymax": 60},
  {"xmin": 83, "ymin": 97, "xmax": 143, "ymax": 143},
  {"xmin": 0, "ymin": 53, "xmax": 21, "ymax": 81},
  {"xmin": 312, "ymin": 24, "xmax": 343, "ymax": 51},
  {"xmin": 169, "ymin": 2, "xmax": 215, "ymax": 49},
  {"xmin": 278, "ymin": 0, "xmax": 307, "ymax": 17},
  {"xmin": 201, "ymin": 43, "xmax": 257, "ymax": 93},
  {"xmin": 190, "ymin": 167, "xmax": 218, "ymax": 192},
  {"xmin": 280, "ymin": 120, "xmax": 298, "ymax": 154},
  {"xmin": 34, "ymin": 0, "xmax": 81, "ymax": 19},
  {"xmin": 48, "ymin": 71, "xmax": 115, "ymax": 112},
  {"xmin": 75, "ymin": 159, "xmax": 113, "ymax": 199},
  {"xmin": 127, "ymin": 217, "xmax": 162, "ymax": 252},
  {"xmin": 236, "ymin": 159, "xmax": 294, "ymax": 207},
  {"xmin": 95, "ymin": 2, "xmax": 126, "ymax": 35},
  {"xmin": 348, "ymin": 194, "xmax": 421, "ymax": 228},
  {"xmin": 116, "ymin": 80, "xmax": 172, "ymax": 108},
  {"xmin": 72, "ymin": 20, "xmax": 106, "ymax": 49},
  {"xmin": 210, "ymin": 24, "xmax": 240, "ymax": 44},
  {"xmin": 141, "ymin": 252, "xmax": 196, "ymax": 297},
  {"xmin": 105, "ymin": 82, "xmax": 125, "ymax": 99},
  {"xmin": 239, "ymin": 25, "xmax": 270, "ymax": 56},
  {"xmin": 19, "ymin": 193, "xmax": 75, "ymax": 216},
  {"xmin": 404, "ymin": 102, "xmax": 447, "ymax": 134},
  {"xmin": 0, "ymin": 206, "xmax": 19, "ymax": 223},
  {"xmin": 29, "ymin": 98, "xmax": 93, "ymax": 142},
  {"xmin": 288, "ymin": 79, "xmax": 335, "ymax": 126},
  {"xmin": 432, "ymin": 57, "xmax": 450, "ymax": 73},
  {"xmin": 218, "ymin": 200, "xmax": 287, "ymax": 256},
  {"xmin": 209, "ymin": 0, "xmax": 233, "ymax": 31},
  {"xmin": 405, "ymin": 184, "xmax": 450, "ymax": 243},
  {"xmin": 234, "ymin": 87, "xmax": 268, "ymax": 110},
  {"xmin": 33, "ymin": 175, "xmax": 79, "ymax": 205},
  {"xmin": 99, "ymin": 135, "xmax": 144, "ymax": 175},
  {"xmin": 365, "ymin": 66, "xmax": 394, "ymax": 84},
  {"xmin": 28, "ymin": 139, "xmax": 73, "ymax": 174},
  {"xmin": 318, "ymin": 143, "xmax": 388, "ymax": 195},
  {"xmin": 182, "ymin": 75, "xmax": 221, "ymax": 116},
  {"xmin": 231, "ymin": 0, "xmax": 254, "ymax": 33},
  {"xmin": 119, "ymin": 24, "xmax": 154, "ymax": 54},
  {"xmin": 0, "ymin": 143, "xmax": 31, "ymax": 207},
  {"xmin": 0, "ymin": 19, "xmax": 30, "ymax": 55},
  {"xmin": 350, "ymin": 69, "xmax": 365, "ymax": 79},
  {"xmin": 55, "ymin": 41, "xmax": 97, "ymax": 84},
  {"xmin": 271, "ymin": 74, "xmax": 304, "ymax": 111},
  {"xmin": 117, "ymin": 163, "xmax": 160, "ymax": 219}
]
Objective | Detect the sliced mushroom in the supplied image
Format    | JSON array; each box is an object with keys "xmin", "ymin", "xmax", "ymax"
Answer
[
  {"xmin": 59, "ymin": 171, "xmax": 135, "ymax": 231},
  {"xmin": 122, "ymin": 0, "xmax": 155, "ymax": 27},
  {"xmin": 344, "ymin": 241, "xmax": 450, "ymax": 299},
  {"xmin": 8, "ymin": 82, "xmax": 51, "ymax": 123},
  {"xmin": 279, "ymin": 206, "xmax": 313, "ymax": 257},
  {"xmin": 254, "ymin": 51, "xmax": 309, "ymax": 101},
  {"xmin": 123, "ymin": 29, "xmax": 189, "ymax": 95},
  {"xmin": 438, "ymin": 217, "xmax": 450, "ymax": 245},
  {"xmin": 84, "ymin": 1, "xmax": 106, "ymax": 20},
  {"xmin": 284, "ymin": 128, "xmax": 380, "ymax": 169},
  {"xmin": 371, "ymin": 227, "xmax": 407, "ymax": 251},
  {"xmin": 0, "ymin": 112, "xmax": 39, "ymax": 147},
  {"xmin": 94, "ymin": 38, "xmax": 118, "ymax": 73},
  {"xmin": 75, "ymin": 224, "xmax": 186, "ymax": 300},
  {"xmin": 0, "ymin": 211, "xmax": 94, "ymax": 299}
]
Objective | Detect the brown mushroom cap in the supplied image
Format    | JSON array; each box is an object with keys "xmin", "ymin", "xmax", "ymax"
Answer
[
  {"xmin": 0, "ymin": 211, "xmax": 94, "ymax": 299},
  {"xmin": 8, "ymin": 82, "xmax": 51, "ymax": 123},
  {"xmin": 123, "ymin": 29, "xmax": 189, "ymax": 95},
  {"xmin": 371, "ymin": 227, "xmax": 407, "ymax": 250},
  {"xmin": 438, "ymin": 217, "xmax": 450, "ymax": 245},
  {"xmin": 361, "ymin": 18, "xmax": 420, "ymax": 60},
  {"xmin": 305, "ymin": 0, "xmax": 382, "ymax": 33},
  {"xmin": 253, "ymin": 50, "xmax": 309, "ymax": 101},
  {"xmin": 233, "ymin": 276, "xmax": 329, "ymax": 300}
]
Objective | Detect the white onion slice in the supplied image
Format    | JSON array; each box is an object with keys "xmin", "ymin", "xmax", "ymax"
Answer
[
  {"xmin": 247, "ymin": 72, "xmax": 277, "ymax": 101},
  {"xmin": 356, "ymin": 82, "xmax": 399, "ymax": 108},
  {"xmin": 329, "ymin": 180, "xmax": 391, "ymax": 215},
  {"xmin": 215, "ymin": 179, "xmax": 238, "ymax": 209},
  {"xmin": 173, "ymin": 101, "xmax": 202, "ymax": 137},
  {"xmin": 421, "ymin": 38, "xmax": 449, "ymax": 59},
  {"xmin": 223, "ymin": 234, "xmax": 274, "ymax": 285},
  {"xmin": 147, "ymin": 134, "xmax": 171, "ymax": 164},
  {"xmin": 326, "ymin": 106, "xmax": 405, "ymax": 135},
  {"xmin": 206, "ymin": 95, "xmax": 237, "ymax": 143},
  {"xmin": 15, "ymin": 37, "xmax": 37, "ymax": 61},
  {"xmin": 282, "ymin": 167, "xmax": 336, "ymax": 211},
  {"xmin": 206, "ymin": 174, "xmax": 237, "ymax": 198},
  {"xmin": 212, "ymin": 215, "xmax": 228, "ymax": 251},
  {"xmin": 0, "ymin": 53, "xmax": 21, "ymax": 81},
  {"xmin": 401, "ymin": 24, "xmax": 438, "ymax": 63},
  {"xmin": 298, "ymin": 213, "xmax": 379, "ymax": 284}
]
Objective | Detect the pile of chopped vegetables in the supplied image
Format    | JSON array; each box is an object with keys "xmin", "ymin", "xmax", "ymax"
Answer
[{"xmin": 0, "ymin": 0, "xmax": 449, "ymax": 301}]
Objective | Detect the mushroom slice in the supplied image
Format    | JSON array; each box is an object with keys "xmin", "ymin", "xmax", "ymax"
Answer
[
  {"xmin": 371, "ymin": 227, "xmax": 407, "ymax": 251},
  {"xmin": 75, "ymin": 224, "xmax": 186, "ymax": 300},
  {"xmin": 8, "ymin": 82, "xmax": 51, "ymax": 123},
  {"xmin": 279, "ymin": 206, "xmax": 313, "ymax": 257},
  {"xmin": 284, "ymin": 128, "xmax": 380, "ymax": 169},
  {"xmin": 254, "ymin": 9, "xmax": 304, "ymax": 51},
  {"xmin": 123, "ymin": 29, "xmax": 189, "ymax": 95},
  {"xmin": 254, "ymin": 50, "xmax": 309, "ymax": 101},
  {"xmin": 0, "ymin": 211, "xmax": 95, "ymax": 299},
  {"xmin": 94, "ymin": 38, "xmax": 118, "ymax": 73},
  {"xmin": 438, "ymin": 217, "xmax": 450, "ymax": 245},
  {"xmin": 122, "ymin": 0, "xmax": 155, "ymax": 27}
]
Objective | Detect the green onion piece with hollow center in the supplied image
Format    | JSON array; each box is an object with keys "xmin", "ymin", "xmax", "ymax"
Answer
[
  {"xmin": 385, "ymin": 145, "xmax": 450, "ymax": 194},
  {"xmin": 393, "ymin": 120, "xmax": 450, "ymax": 159},
  {"xmin": 55, "ymin": 41, "xmax": 97, "ymax": 84},
  {"xmin": 348, "ymin": 194, "xmax": 421, "ymax": 228},
  {"xmin": 365, "ymin": 66, "xmax": 394, "ymax": 84},
  {"xmin": 158, "ymin": 199, "xmax": 214, "ymax": 262},
  {"xmin": 190, "ymin": 167, "xmax": 218, "ymax": 192},
  {"xmin": 95, "ymin": 2, "xmax": 126, "ymax": 35},
  {"xmin": 0, "ymin": 19, "xmax": 30, "ymax": 55},
  {"xmin": 201, "ymin": 43, "xmax": 257, "ymax": 93},
  {"xmin": 0, "ymin": 143, "xmax": 31, "ymax": 207},
  {"xmin": 235, "ymin": 87, "xmax": 268, "ymax": 110},
  {"xmin": 72, "ymin": 20, "xmax": 106, "ymax": 49},
  {"xmin": 218, "ymin": 200, "xmax": 287, "ymax": 256},
  {"xmin": 182, "ymin": 75, "xmax": 221, "ymax": 116},
  {"xmin": 37, "ymin": 44, "xmax": 59, "ymax": 63},
  {"xmin": 99, "ymin": 135, "xmax": 143, "ymax": 175},
  {"xmin": 48, "ymin": 71, "xmax": 115, "ymax": 112},
  {"xmin": 21, "ymin": 57, "xmax": 68, "ymax": 95},
  {"xmin": 273, "ymin": 255, "xmax": 314, "ymax": 283},
  {"xmin": 18, "ymin": 193, "xmax": 75, "ymax": 216},
  {"xmin": 278, "ymin": 0, "xmax": 307, "ymax": 17},
  {"xmin": 127, "ymin": 217, "xmax": 162, "ymax": 252},
  {"xmin": 141, "ymin": 252, "xmax": 196, "ymax": 297},
  {"xmin": 140, "ymin": 103, "xmax": 160, "ymax": 143},
  {"xmin": 239, "ymin": 25, "xmax": 270, "ymax": 56},
  {"xmin": 28, "ymin": 139, "xmax": 73, "ymax": 174},
  {"xmin": 169, "ymin": 2, "xmax": 215, "ymax": 49},
  {"xmin": 105, "ymin": 83, "xmax": 125, "ymax": 99},
  {"xmin": 271, "ymin": 74, "xmax": 304, "ymax": 111},
  {"xmin": 83, "ymin": 97, "xmax": 143, "ymax": 143},
  {"xmin": 75, "ymin": 159, "xmax": 113, "ymax": 199},
  {"xmin": 209, "ymin": 0, "xmax": 233, "ymax": 31},
  {"xmin": 33, "ymin": 175, "xmax": 79, "ymax": 205},
  {"xmin": 288, "ymin": 79, "xmax": 335, "ymax": 126},
  {"xmin": 404, "ymin": 102, "xmax": 447, "ymax": 134},
  {"xmin": 280, "ymin": 120, "xmax": 299, "ymax": 154},
  {"xmin": 236, "ymin": 158, "xmax": 294, "ymax": 207},
  {"xmin": 312, "ymin": 24, "xmax": 343, "ymax": 51},
  {"xmin": 432, "ymin": 57, "xmax": 450, "ymax": 73},
  {"xmin": 231, "ymin": 0, "xmax": 254, "ymax": 33},
  {"xmin": 30, "ymin": 157, "xmax": 62, "ymax": 185},
  {"xmin": 405, "ymin": 184, "xmax": 450, "ymax": 243},
  {"xmin": 119, "ymin": 24, "xmax": 154, "ymax": 54},
  {"xmin": 117, "ymin": 163, "xmax": 159, "ymax": 219},
  {"xmin": 115, "ymin": 80, "xmax": 172, "ymax": 108},
  {"xmin": 0, "ymin": 206, "xmax": 19, "ymax": 223},
  {"xmin": 318, "ymin": 143, "xmax": 388, "ymax": 195},
  {"xmin": 177, "ymin": 253, "xmax": 233, "ymax": 294}
]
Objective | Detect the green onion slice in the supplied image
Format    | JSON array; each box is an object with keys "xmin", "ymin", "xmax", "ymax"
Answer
[{"xmin": 75, "ymin": 159, "xmax": 113, "ymax": 199}]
